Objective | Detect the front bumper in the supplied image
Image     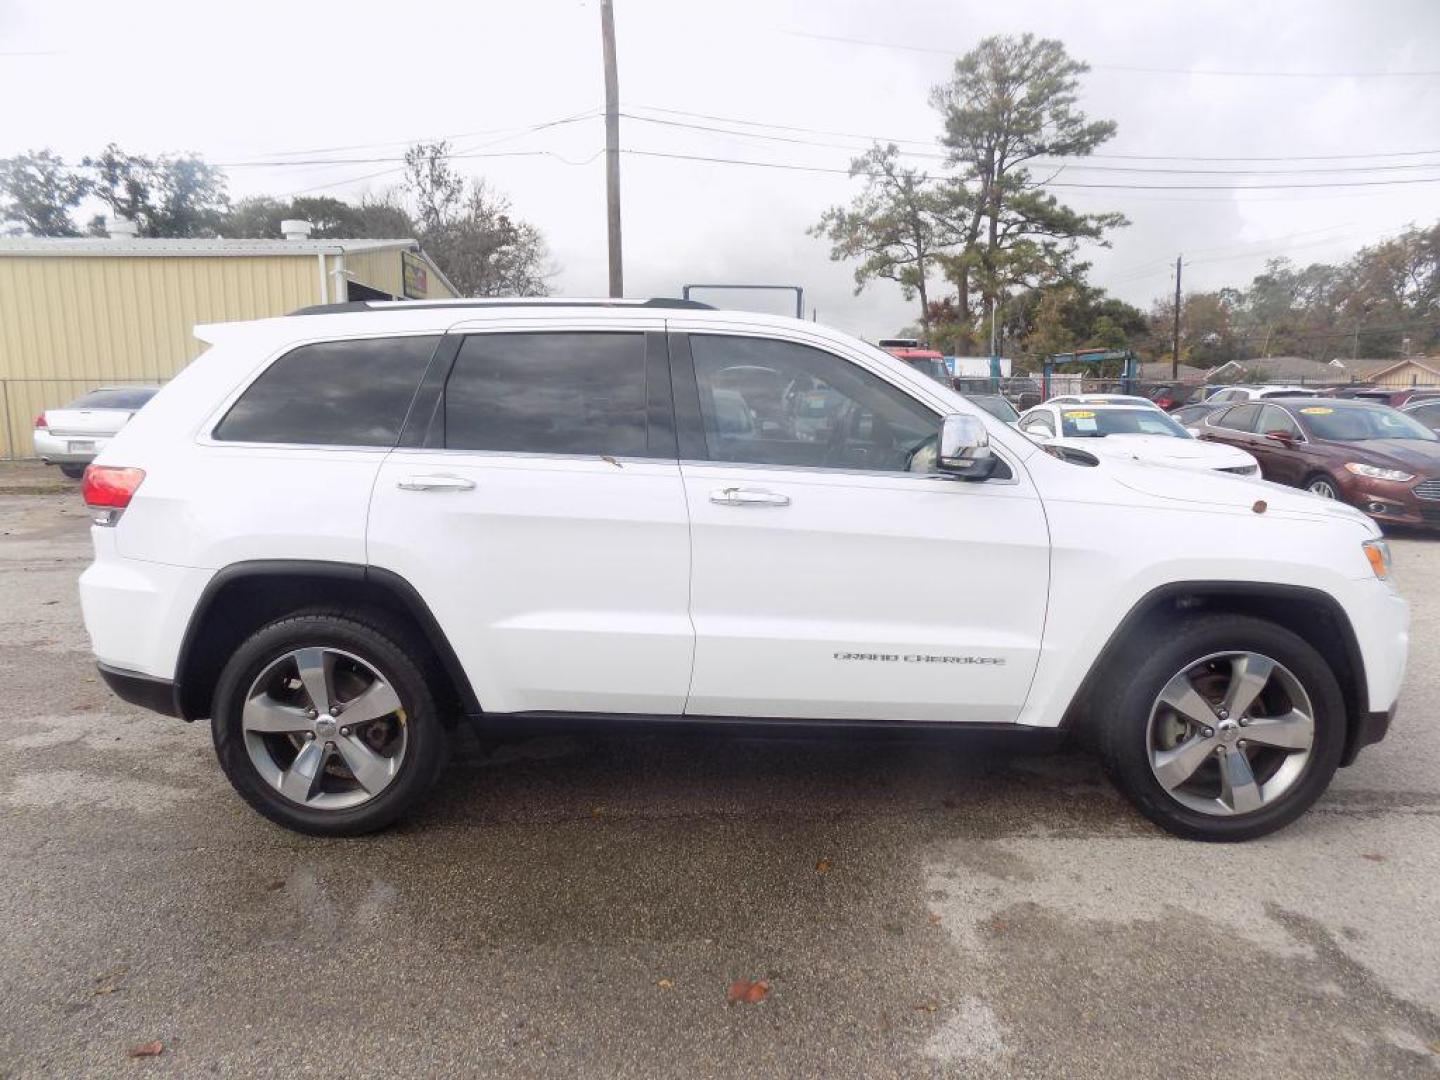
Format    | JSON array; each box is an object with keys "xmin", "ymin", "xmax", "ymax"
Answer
[
  {"xmin": 1343, "ymin": 474, "xmax": 1440, "ymax": 529},
  {"xmin": 1343, "ymin": 704, "xmax": 1396, "ymax": 766}
]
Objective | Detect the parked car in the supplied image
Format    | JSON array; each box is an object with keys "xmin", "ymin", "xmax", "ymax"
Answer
[
  {"xmin": 1197, "ymin": 398, "xmax": 1440, "ymax": 527},
  {"xmin": 1171, "ymin": 401, "xmax": 1228, "ymax": 432},
  {"xmin": 1388, "ymin": 387, "xmax": 1440, "ymax": 409},
  {"xmin": 1206, "ymin": 385, "xmax": 1320, "ymax": 404},
  {"xmin": 1187, "ymin": 385, "xmax": 1233, "ymax": 404},
  {"xmin": 1046, "ymin": 393, "xmax": 1162, "ymax": 410},
  {"xmin": 81, "ymin": 298, "xmax": 1405, "ymax": 842},
  {"xmin": 1144, "ymin": 382, "xmax": 1192, "ymax": 411},
  {"xmin": 34, "ymin": 386, "xmax": 160, "ymax": 478},
  {"xmin": 1016, "ymin": 402, "xmax": 1259, "ymax": 475},
  {"xmin": 998, "ymin": 376, "xmax": 1042, "ymax": 411},
  {"xmin": 957, "ymin": 393, "xmax": 1019, "ymax": 424}
]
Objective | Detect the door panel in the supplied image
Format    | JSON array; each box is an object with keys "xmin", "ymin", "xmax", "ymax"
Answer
[
  {"xmin": 370, "ymin": 453, "xmax": 692, "ymax": 714},
  {"xmin": 681, "ymin": 464, "xmax": 1050, "ymax": 721}
]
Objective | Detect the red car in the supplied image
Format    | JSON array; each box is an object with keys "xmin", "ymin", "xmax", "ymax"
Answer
[{"xmin": 1197, "ymin": 397, "xmax": 1440, "ymax": 528}]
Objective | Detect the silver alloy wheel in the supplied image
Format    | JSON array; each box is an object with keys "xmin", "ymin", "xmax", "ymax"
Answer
[
  {"xmin": 241, "ymin": 646, "xmax": 408, "ymax": 810},
  {"xmin": 1308, "ymin": 477, "xmax": 1338, "ymax": 499},
  {"xmin": 1146, "ymin": 651, "xmax": 1315, "ymax": 817}
]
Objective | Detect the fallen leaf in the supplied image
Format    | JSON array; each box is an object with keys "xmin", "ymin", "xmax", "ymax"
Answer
[
  {"xmin": 265, "ymin": 879, "xmax": 285, "ymax": 891},
  {"xmin": 1361, "ymin": 853, "xmax": 1386, "ymax": 863},
  {"xmin": 727, "ymin": 979, "xmax": 770, "ymax": 1005},
  {"xmin": 927, "ymin": 913, "xmax": 943, "ymax": 926},
  {"xmin": 128, "ymin": 1041, "xmax": 164, "ymax": 1058},
  {"xmin": 590, "ymin": 807, "xmax": 603, "ymax": 819},
  {"xmin": 815, "ymin": 858, "xmax": 832, "ymax": 874},
  {"xmin": 656, "ymin": 978, "xmax": 673, "ymax": 990},
  {"xmin": 913, "ymin": 1002, "xmax": 939, "ymax": 1013},
  {"xmin": 93, "ymin": 967, "xmax": 126, "ymax": 996}
]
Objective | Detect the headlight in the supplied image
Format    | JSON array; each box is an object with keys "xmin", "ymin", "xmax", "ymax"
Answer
[
  {"xmin": 1362, "ymin": 539, "xmax": 1391, "ymax": 580},
  {"xmin": 1345, "ymin": 462, "xmax": 1414, "ymax": 482}
]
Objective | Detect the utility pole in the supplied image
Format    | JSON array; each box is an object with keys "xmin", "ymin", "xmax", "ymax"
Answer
[
  {"xmin": 1171, "ymin": 255, "xmax": 1183, "ymax": 379},
  {"xmin": 600, "ymin": 0, "xmax": 623, "ymax": 297}
]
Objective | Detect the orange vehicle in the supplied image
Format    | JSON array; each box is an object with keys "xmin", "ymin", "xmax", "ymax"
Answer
[{"xmin": 877, "ymin": 338, "xmax": 950, "ymax": 385}]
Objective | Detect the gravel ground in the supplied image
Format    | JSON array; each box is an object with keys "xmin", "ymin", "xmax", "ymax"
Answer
[{"xmin": 0, "ymin": 473, "xmax": 1435, "ymax": 1078}]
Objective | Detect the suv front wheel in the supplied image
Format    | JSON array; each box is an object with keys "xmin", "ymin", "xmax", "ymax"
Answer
[
  {"xmin": 1096, "ymin": 614, "xmax": 1345, "ymax": 841},
  {"xmin": 211, "ymin": 612, "xmax": 448, "ymax": 836}
]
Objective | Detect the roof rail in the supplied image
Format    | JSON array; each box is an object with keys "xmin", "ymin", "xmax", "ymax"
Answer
[{"xmin": 287, "ymin": 297, "xmax": 715, "ymax": 317}]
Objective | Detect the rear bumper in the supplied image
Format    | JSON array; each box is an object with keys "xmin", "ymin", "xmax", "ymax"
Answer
[
  {"xmin": 34, "ymin": 429, "xmax": 109, "ymax": 464},
  {"xmin": 97, "ymin": 663, "xmax": 182, "ymax": 718}
]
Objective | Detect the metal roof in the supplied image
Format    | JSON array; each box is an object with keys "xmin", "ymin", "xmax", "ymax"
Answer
[{"xmin": 0, "ymin": 237, "xmax": 419, "ymax": 257}]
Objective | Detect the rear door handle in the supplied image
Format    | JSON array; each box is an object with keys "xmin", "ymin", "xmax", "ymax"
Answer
[
  {"xmin": 396, "ymin": 474, "xmax": 475, "ymax": 492},
  {"xmin": 709, "ymin": 486, "xmax": 790, "ymax": 507}
]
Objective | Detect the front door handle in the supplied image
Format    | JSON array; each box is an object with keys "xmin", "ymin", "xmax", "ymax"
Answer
[
  {"xmin": 709, "ymin": 486, "xmax": 790, "ymax": 507},
  {"xmin": 396, "ymin": 474, "xmax": 476, "ymax": 492}
]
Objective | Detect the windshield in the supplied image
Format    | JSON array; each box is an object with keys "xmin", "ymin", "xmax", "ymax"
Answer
[
  {"xmin": 1297, "ymin": 404, "xmax": 1438, "ymax": 442},
  {"xmin": 67, "ymin": 387, "xmax": 158, "ymax": 410},
  {"xmin": 1059, "ymin": 408, "xmax": 1190, "ymax": 439}
]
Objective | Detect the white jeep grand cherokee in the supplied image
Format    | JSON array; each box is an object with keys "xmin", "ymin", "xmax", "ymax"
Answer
[{"xmin": 79, "ymin": 299, "xmax": 1408, "ymax": 841}]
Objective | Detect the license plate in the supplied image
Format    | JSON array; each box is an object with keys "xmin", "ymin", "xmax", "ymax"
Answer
[{"xmin": 67, "ymin": 441, "xmax": 95, "ymax": 454}]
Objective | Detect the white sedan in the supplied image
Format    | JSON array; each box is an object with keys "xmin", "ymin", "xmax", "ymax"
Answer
[
  {"xmin": 1017, "ymin": 402, "xmax": 1259, "ymax": 475},
  {"xmin": 34, "ymin": 386, "xmax": 160, "ymax": 478}
]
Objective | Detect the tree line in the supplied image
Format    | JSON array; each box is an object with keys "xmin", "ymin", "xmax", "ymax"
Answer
[
  {"xmin": 812, "ymin": 33, "xmax": 1438, "ymax": 367},
  {"xmin": 0, "ymin": 142, "xmax": 552, "ymax": 297}
]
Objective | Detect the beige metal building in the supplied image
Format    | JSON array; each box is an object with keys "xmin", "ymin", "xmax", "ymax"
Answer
[{"xmin": 0, "ymin": 223, "xmax": 457, "ymax": 458}]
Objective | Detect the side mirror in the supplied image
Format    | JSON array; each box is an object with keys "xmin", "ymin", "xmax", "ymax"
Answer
[{"xmin": 938, "ymin": 414, "xmax": 997, "ymax": 480}]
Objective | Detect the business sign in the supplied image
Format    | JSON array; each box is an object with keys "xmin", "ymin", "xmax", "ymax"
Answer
[{"xmin": 402, "ymin": 251, "xmax": 429, "ymax": 299}]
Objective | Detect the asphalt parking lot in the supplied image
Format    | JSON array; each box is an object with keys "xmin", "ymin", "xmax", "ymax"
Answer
[{"xmin": 0, "ymin": 466, "xmax": 1436, "ymax": 1078}]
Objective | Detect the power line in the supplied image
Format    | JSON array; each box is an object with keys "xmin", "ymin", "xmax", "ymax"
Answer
[
  {"xmin": 777, "ymin": 28, "xmax": 1440, "ymax": 78},
  {"xmin": 620, "ymin": 147, "xmax": 1440, "ymax": 190},
  {"xmin": 626, "ymin": 103, "xmax": 1440, "ymax": 163},
  {"xmin": 618, "ymin": 112, "xmax": 1440, "ymax": 176}
]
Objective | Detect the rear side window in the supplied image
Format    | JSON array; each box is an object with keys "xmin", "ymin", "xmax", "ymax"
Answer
[
  {"xmin": 1212, "ymin": 404, "xmax": 1261, "ymax": 432},
  {"xmin": 443, "ymin": 332, "xmax": 648, "ymax": 456},
  {"xmin": 214, "ymin": 335, "xmax": 439, "ymax": 446}
]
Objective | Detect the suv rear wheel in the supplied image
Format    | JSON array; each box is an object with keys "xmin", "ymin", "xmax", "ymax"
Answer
[
  {"xmin": 1096, "ymin": 614, "xmax": 1344, "ymax": 841},
  {"xmin": 211, "ymin": 612, "xmax": 448, "ymax": 836}
]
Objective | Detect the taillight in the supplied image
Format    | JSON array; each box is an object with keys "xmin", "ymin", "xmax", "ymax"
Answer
[
  {"xmin": 82, "ymin": 466, "xmax": 145, "ymax": 526},
  {"xmin": 34, "ymin": 413, "xmax": 47, "ymax": 429}
]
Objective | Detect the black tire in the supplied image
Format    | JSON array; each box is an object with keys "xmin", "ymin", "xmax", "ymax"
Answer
[
  {"xmin": 1094, "ymin": 613, "xmax": 1345, "ymax": 841},
  {"xmin": 211, "ymin": 611, "xmax": 448, "ymax": 836},
  {"xmin": 1303, "ymin": 472, "xmax": 1340, "ymax": 500},
  {"xmin": 59, "ymin": 464, "xmax": 85, "ymax": 479}
]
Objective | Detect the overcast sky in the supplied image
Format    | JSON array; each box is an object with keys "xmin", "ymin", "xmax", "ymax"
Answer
[{"xmin": 3, "ymin": 0, "xmax": 1438, "ymax": 339}]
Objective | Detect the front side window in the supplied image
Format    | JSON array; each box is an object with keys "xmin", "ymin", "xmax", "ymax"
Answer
[
  {"xmin": 444, "ymin": 332, "xmax": 648, "ymax": 456},
  {"xmin": 214, "ymin": 335, "xmax": 439, "ymax": 446},
  {"xmin": 1258, "ymin": 405, "xmax": 1302, "ymax": 439},
  {"xmin": 689, "ymin": 335, "xmax": 938, "ymax": 472},
  {"xmin": 1021, "ymin": 412, "xmax": 1055, "ymax": 437}
]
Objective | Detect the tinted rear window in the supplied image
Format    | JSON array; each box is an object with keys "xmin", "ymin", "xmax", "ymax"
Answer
[
  {"xmin": 68, "ymin": 387, "xmax": 159, "ymax": 410},
  {"xmin": 443, "ymin": 332, "xmax": 648, "ymax": 456},
  {"xmin": 214, "ymin": 336, "xmax": 439, "ymax": 446},
  {"xmin": 1212, "ymin": 404, "xmax": 1261, "ymax": 432}
]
